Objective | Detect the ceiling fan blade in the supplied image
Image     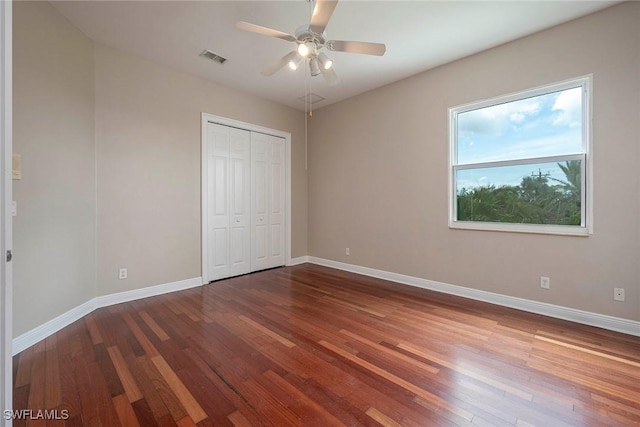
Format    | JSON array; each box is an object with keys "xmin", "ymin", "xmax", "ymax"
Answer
[
  {"xmin": 310, "ymin": 0, "xmax": 338, "ymax": 34},
  {"xmin": 319, "ymin": 64, "xmax": 339, "ymax": 86},
  {"xmin": 236, "ymin": 21, "xmax": 297, "ymax": 42},
  {"xmin": 327, "ymin": 40, "xmax": 386, "ymax": 56},
  {"xmin": 261, "ymin": 51, "xmax": 298, "ymax": 76}
]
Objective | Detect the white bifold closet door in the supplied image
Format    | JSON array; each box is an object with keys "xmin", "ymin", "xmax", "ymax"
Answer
[
  {"xmin": 206, "ymin": 124, "xmax": 251, "ymax": 280},
  {"xmin": 206, "ymin": 122, "xmax": 285, "ymax": 282},
  {"xmin": 251, "ymin": 132, "xmax": 285, "ymax": 272}
]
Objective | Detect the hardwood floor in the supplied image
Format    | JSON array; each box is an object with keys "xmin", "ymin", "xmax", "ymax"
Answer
[{"xmin": 12, "ymin": 263, "xmax": 640, "ymax": 426}]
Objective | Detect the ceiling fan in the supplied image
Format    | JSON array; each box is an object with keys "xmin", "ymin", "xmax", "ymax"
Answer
[{"xmin": 236, "ymin": 0, "xmax": 386, "ymax": 86}]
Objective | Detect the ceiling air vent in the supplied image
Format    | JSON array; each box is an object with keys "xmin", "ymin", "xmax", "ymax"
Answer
[
  {"xmin": 200, "ymin": 50, "xmax": 227, "ymax": 64},
  {"xmin": 297, "ymin": 93, "xmax": 325, "ymax": 104}
]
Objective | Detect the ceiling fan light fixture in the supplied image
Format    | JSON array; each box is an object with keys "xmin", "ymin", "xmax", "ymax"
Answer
[
  {"xmin": 318, "ymin": 52, "xmax": 333, "ymax": 70},
  {"xmin": 288, "ymin": 55, "xmax": 303, "ymax": 70},
  {"xmin": 309, "ymin": 57, "xmax": 321, "ymax": 76},
  {"xmin": 297, "ymin": 42, "xmax": 310, "ymax": 57}
]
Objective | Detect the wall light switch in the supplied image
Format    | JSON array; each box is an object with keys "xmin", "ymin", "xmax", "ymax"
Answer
[{"xmin": 12, "ymin": 153, "xmax": 21, "ymax": 180}]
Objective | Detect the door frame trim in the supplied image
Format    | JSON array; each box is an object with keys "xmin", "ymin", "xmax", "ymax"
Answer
[
  {"xmin": 1, "ymin": 0, "xmax": 12, "ymax": 423},
  {"xmin": 201, "ymin": 113, "xmax": 291, "ymax": 283}
]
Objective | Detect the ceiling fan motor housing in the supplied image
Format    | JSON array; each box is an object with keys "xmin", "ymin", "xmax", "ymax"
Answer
[{"xmin": 295, "ymin": 25, "xmax": 326, "ymax": 49}]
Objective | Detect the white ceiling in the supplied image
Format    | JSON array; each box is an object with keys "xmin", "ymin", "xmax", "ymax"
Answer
[{"xmin": 50, "ymin": 0, "xmax": 619, "ymax": 111}]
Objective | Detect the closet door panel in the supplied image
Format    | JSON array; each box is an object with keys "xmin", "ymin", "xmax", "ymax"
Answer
[
  {"xmin": 251, "ymin": 135, "xmax": 270, "ymax": 271},
  {"xmin": 269, "ymin": 139, "xmax": 285, "ymax": 267},
  {"xmin": 207, "ymin": 123, "xmax": 231, "ymax": 280},
  {"xmin": 229, "ymin": 128, "xmax": 251, "ymax": 276}
]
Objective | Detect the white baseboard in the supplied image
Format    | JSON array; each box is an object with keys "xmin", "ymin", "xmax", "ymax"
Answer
[
  {"xmin": 12, "ymin": 299, "xmax": 98, "ymax": 356},
  {"xmin": 307, "ymin": 257, "xmax": 640, "ymax": 337},
  {"xmin": 288, "ymin": 256, "xmax": 310, "ymax": 266},
  {"xmin": 12, "ymin": 277, "xmax": 203, "ymax": 355},
  {"xmin": 94, "ymin": 277, "xmax": 203, "ymax": 309},
  {"xmin": 13, "ymin": 258, "xmax": 639, "ymax": 356}
]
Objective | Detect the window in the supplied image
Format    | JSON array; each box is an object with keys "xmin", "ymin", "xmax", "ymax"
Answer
[{"xmin": 449, "ymin": 77, "xmax": 591, "ymax": 235}]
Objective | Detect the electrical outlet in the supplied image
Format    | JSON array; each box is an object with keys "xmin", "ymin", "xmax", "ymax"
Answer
[
  {"xmin": 345, "ymin": 248, "xmax": 350, "ymax": 256},
  {"xmin": 119, "ymin": 268, "xmax": 128, "ymax": 280},
  {"xmin": 614, "ymin": 288, "xmax": 625, "ymax": 302},
  {"xmin": 540, "ymin": 276, "xmax": 550, "ymax": 289}
]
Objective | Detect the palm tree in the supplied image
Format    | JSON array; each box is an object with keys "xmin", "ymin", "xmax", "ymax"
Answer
[
  {"xmin": 548, "ymin": 160, "xmax": 581, "ymax": 225},
  {"xmin": 551, "ymin": 160, "xmax": 581, "ymax": 198}
]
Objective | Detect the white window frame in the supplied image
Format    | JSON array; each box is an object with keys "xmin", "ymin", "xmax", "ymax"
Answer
[{"xmin": 448, "ymin": 76, "xmax": 592, "ymax": 236}]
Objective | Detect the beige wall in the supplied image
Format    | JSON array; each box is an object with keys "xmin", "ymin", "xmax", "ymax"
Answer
[
  {"xmin": 94, "ymin": 44, "xmax": 307, "ymax": 295},
  {"xmin": 12, "ymin": 2, "xmax": 307, "ymax": 336},
  {"xmin": 13, "ymin": 1, "xmax": 97, "ymax": 335},
  {"xmin": 308, "ymin": 2, "xmax": 640, "ymax": 321}
]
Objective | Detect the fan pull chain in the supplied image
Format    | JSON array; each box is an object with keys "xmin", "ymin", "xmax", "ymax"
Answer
[
  {"xmin": 304, "ymin": 56, "xmax": 309, "ymax": 169},
  {"xmin": 308, "ymin": 0, "xmax": 314, "ymax": 118}
]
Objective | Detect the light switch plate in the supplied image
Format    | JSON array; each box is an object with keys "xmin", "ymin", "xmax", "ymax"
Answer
[{"xmin": 12, "ymin": 153, "xmax": 21, "ymax": 180}]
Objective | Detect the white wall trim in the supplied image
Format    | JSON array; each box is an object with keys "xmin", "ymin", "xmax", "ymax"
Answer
[
  {"xmin": 308, "ymin": 257, "xmax": 640, "ymax": 337},
  {"xmin": 94, "ymin": 277, "xmax": 203, "ymax": 309},
  {"xmin": 12, "ymin": 277, "xmax": 203, "ymax": 355},
  {"xmin": 1, "ymin": 0, "xmax": 12, "ymax": 422},
  {"xmin": 288, "ymin": 256, "xmax": 309, "ymax": 266},
  {"xmin": 12, "ymin": 298, "xmax": 97, "ymax": 356}
]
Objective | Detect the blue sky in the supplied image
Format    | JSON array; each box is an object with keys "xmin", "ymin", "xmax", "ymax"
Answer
[{"xmin": 456, "ymin": 87, "xmax": 582, "ymax": 191}]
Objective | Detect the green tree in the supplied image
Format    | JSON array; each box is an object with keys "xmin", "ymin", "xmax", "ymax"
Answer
[
  {"xmin": 456, "ymin": 160, "xmax": 582, "ymax": 225},
  {"xmin": 549, "ymin": 160, "xmax": 581, "ymax": 225}
]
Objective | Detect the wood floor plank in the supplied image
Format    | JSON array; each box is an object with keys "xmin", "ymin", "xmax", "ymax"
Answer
[
  {"xmin": 150, "ymin": 356, "xmax": 208, "ymax": 424},
  {"xmin": 175, "ymin": 416, "xmax": 196, "ymax": 427},
  {"xmin": 235, "ymin": 378, "xmax": 304, "ymax": 426},
  {"xmin": 93, "ymin": 343, "xmax": 125, "ymax": 399},
  {"xmin": 85, "ymin": 314, "xmax": 104, "ymax": 345},
  {"xmin": 14, "ymin": 346, "xmax": 32, "ymax": 388},
  {"xmin": 113, "ymin": 393, "xmax": 141, "ymax": 427},
  {"xmin": 237, "ymin": 315, "xmax": 296, "ymax": 348},
  {"xmin": 226, "ymin": 411, "xmax": 251, "ymax": 427},
  {"xmin": 56, "ymin": 353, "xmax": 82, "ymax": 421},
  {"xmin": 12, "ymin": 264, "xmax": 640, "ymax": 426},
  {"xmin": 139, "ymin": 310, "xmax": 171, "ymax": 342},
  {"xmin": 318, "ymin": 339, "xmax": 475, "ymax": 422},
  {"xmin": 130, "ymin": 398, "xmax": 159, "ymax": 427},
  {"xmin": 43, "ymin": 336, "xmax": 62, "ymax": 410},
  {"xmin": 261, "ymin": 370, "xmax": 346, "ymax": 427},
  {"xmin": 365, "ymin": 407, "xmax": 403, "ymax": 427},
  {"xmin": 340, "ymin": 329, "xmax": 440, "ymax": 375},
  {"xmin": 26, "ymin": 343, "xmax": 46, "ymax": 427},
  {"xmin": 123, "ymin": 313, "xmax": 160, "ymax": 358},
  {"xmin": 107, "ymin": 346, "xmax": 143, "ymax": 403},
  {"xmin": 139, "ymin": 355, "xmax": 186, "ymax": 423},
  {"xmin": 397, "ymin": 341, "xmax": 535, "ymax": 401},
  {"xmin": 534, "ymin": 334, "xmax": 640, "ymax": 368},
  {"xmin": 181, "ymin": 347, "xmax": 264, "ymax": 425},
  {"xmin": 127, "ymin": 355, "xmax": 172, "ymax": 424}
]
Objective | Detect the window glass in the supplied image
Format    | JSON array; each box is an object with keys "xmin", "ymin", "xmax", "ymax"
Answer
[
  {"xmin": 456, "ymin": 160, "xmax": 582, "ymax": 226},
  {"xmin": 457, "ymin": 87, "xmax": 583, "ymax": 164},
  {"xmin": 449, "ymin": 78, "xmax": 590, "ymax": 234}
]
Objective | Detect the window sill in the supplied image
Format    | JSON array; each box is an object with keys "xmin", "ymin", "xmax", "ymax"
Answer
[{"xmin": 449, "ymin": 220, "xmax": 590, "ymax": 237}]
